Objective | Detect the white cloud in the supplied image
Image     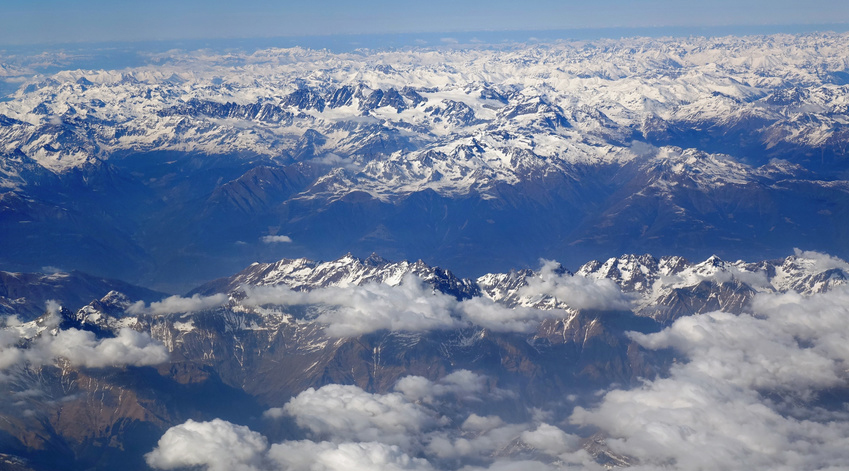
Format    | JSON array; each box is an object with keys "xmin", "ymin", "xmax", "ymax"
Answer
[
  {"xmin": 1, "ymin": 317, "xmax": 168, "ymax": 373},
  {"xmin": 268, "ymin": 441, "xmax": 433, "ymax": 471},
  {"xmin": 395, "ymin": 369, "xmax": 500, "ymax": 404},
  {"xmin": 520, "ymin": 424, "xmax": 581, "ymax": 456},
  {"xmin": 313, "ymin": 279, "xmax": 464, "ymax": 337},
  {"xmin": 148, "ymin": 417, "xmax": 589, "ymax": 471},
  {"xmin": 461, "ymin": 414, "xmax": 504, "ymax": 432},
  {"xmin": 243, "ymin": 275, "xmax": 465, "ymax": 337},
  {"xmin": 282, "ymin": 383, "xmax": 442, "ymax": 448},
  {"xmin": 156, "ymin": 372, "xmax": 589, "ymax": 471},
  {"xmin": 313, "ymin": 153, "xmax": 360, "ymax": 170},
  {"xmin": 240, "ymin": 284, "xmax": 309, "ymax": 307},
  {"xmin": 146, "ymin": 418, "xmax": 592, "ymax": 471},
  {"xmin": 458, "ymin": 297, "xmax": 568, "ymax": 333},
  {"xmin": 146, "ymin": 259, "xmax": 849, "ymax": 471},
  {"xmin": 427, "ymin": 421, "xmax": 591, "ymax": 465},
  {"xmin": 145, "ymin": 419, "xmax": 268, "ymax": 471},
  {"xmin": 571, "ymin": 286, "xmax": 849, "ymax": 470},
  {"xmin": 0, "ymin": 328, "xmax": 25, "ymax": 370},
  {"xmin": 269, "ymin": 372, "xmax": 521, "ymax": 462},
  {"xmin": 262, "ymin": 407, "xmax": 286, "ymax": 420},
  {"xmin": 520, "ymin": 260, "xmax": 633, "ymax": 311},
  {"xmin": 457, "ymin": 460, "xmax": 575, "ymax": 471},
  {"xmin": 261, "ymin": 235, "xmax": 292, "ymax": 244},
  {"xmin": 46, "ymin": 327, "xmax": 169, "ymax": 368},
  {"xmin": 792, "ymin": 248, "xmax": 849, "ymax": 272},
  {"xmin": 628, "ymin": 311, "xmax": 841, "ymax": 393},
  {"xmin": 128, "ymin": 293, "xmax": 229, "ymax": 315},
  {"xmin": 240, "ymin": 269, "xmax": 629, "ymax": 336},
  {"xmin": 426, "ymin": 423, "xmax": 528, "ymax": 460},
  {"xmin": 45, "ymin": 299, "xmax": 62, "ymax": 315}
]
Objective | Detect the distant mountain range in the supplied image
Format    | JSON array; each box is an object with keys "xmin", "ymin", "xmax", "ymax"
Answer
[{"xmin": 1, "ymin": 33, "xmax": 848, "ymax": 292}]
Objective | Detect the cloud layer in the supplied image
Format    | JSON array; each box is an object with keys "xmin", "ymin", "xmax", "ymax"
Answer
[
  {"xmin": 571, "ymin": 286, "xmax": 849, "ymax": 470},
  {"xmin": 242, "ymin": 268, "xmax": 630, "ymax": 336},
  {"xmin": 149, "ymin": 372, "xmax": 592, "ymax": 471}
]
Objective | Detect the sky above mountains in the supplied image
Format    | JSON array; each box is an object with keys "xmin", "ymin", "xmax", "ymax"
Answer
[{"xmin": 2, "ymin": 0, "xmax": 848, "ymax": 46}]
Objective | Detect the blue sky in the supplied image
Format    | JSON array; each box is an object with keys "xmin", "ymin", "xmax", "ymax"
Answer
[{"xmin": 2, "ymin": 0, "xmax": 848, "ymax": 45}]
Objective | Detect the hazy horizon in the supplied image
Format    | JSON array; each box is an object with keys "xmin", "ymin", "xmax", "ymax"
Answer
[{"xmin": 3, "ymin": 0, "xmax": 848, "ymax": 47}]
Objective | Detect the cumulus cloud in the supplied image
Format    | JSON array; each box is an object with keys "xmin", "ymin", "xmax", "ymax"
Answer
[
  {"xmin": 426, "ymin": 421, "xmax": 533, "ymax": 460},
  {"xmin": 147, "ymin": 419, "xmax": 588, "ymax": 471},
  {"xmin": 428, "ymin": 423, "xmax": 528, "ymax": 460},
  {"xmin": 145, "ymin": 419, "xmax": 269, "ymax": 471},
  {"xmin": 793, "ymin": 248, "xmax": 849, "ymax": 272},
  {"xmin": 0, "ymin": 328, "xmax": 25, "ymax": 370},
  {"xmin": 461, "ymin": 414, "xmax": 504, "ymax": 432},
  {"xmin": 458, "ymin": 297, "xmax": 568, "ymax": 333},
  {"xmin": 148, "ymin": 258, "xmax": 849, "ymax": 471},
  {"xmin": 572, "ymin": 376, "xmax": 849, "ymax": 470},
  {"xmin": 268, "ymin": 441, "xmax": 433, "ymax": 471},
  {"xmin": 282, "ymin": 383, "xmax": 442, "ymax": 448},
  {"xmin": 243, "ymin": 275, "xmax": 465, "ymax": 337},
  {"xmin": 150, "ymin": 367, "xmax": 596, "ymax": 471},
  {"xmin": 571, "ymin": 285, "xmax": 849, "ymax": 470},
  {"xmin": 271, "ymin": 373, "xmax": 555, "ymax": 464},
  {"xmin": 1, "ymin": 314, "xmax": 168, "ymax": 373},
  {"xmin": 313, "ymin": 280, "xmax": 464, "ymax": 337},
  {"xmin": 520, "ymin": 424, "xmax": 581, "ymax": 457},
  {"xmin": 128, "ymin": 293, "xmax": 229, "ymax": 315},
  {"xmin": 394, "ymin": 369, "xmax": 506, "ymax": 404},
  {"xmin": 44, "ymin": 327, "xmax": 169, "ymax": 368},
  {"xmin": 458, "ymin": 460, "xmax": 591, "ymax": 471},
  {"xmin": 262, "ymin": 235, "xmax": 292, "ymax": 244},
  {"xmin": 519, "ymin": 260, "xmax": 633, "ymax": 311},
  {"xmin": 628, "ymin": 311, "xmax": 841, "ymax": 394}
]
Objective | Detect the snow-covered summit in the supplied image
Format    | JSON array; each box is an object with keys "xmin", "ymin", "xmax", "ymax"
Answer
[
  {"xmin": 186, "ymin": 250, "xmax": 849, "ymax": 325},
  {"xmin": 1, "ymin": 33, "xmax": 847, "ymax": 195},
  {"xmin": 192, "ymin": 252, "xmax": 480, "ymax": 300}
]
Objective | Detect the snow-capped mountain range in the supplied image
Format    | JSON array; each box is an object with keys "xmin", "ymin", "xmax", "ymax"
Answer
[
  {"xmin": 1, "ymin": 33, "xmax": 847, "ymax": 181},
  {"xmin": 194, "ymin": 249, "xmax": 849, "ymax": 322},
  {"xmin": 5, "ymin": 249, "xmax": 836, "ymax": 333},
  {"xmin": 1, "ymin": 33, "xmax": 848, "ymax": 290}
]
